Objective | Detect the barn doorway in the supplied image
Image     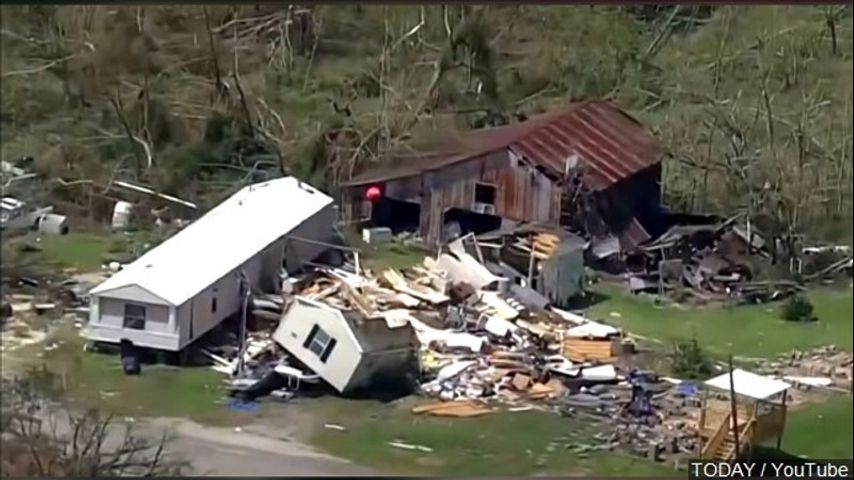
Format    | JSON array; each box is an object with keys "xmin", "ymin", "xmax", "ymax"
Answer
[
  {"xmin": 442, "ymin": 208, "xmax": 502, "ymax": 243},
  {"xmin": 371, "ymin": 197, "xmax": 421, "ymax": 234}
]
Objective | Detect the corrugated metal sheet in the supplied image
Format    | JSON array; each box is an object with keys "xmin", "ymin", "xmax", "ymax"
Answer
[
  {"xmin": 341, "ymin": 100, "xmax": 659, "ymax": 192},
  {"xmin": 509, "ymin": 101, "xmax": 658, "ymax": 191},
  {"xmin": 619, "ymin": 218, "xmax": 652, "ymax": 251}
]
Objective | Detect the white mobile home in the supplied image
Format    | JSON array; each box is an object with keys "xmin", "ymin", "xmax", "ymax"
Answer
[
  {"xmin": 273, "ymin": 297, "xmax": 418, "ymax": 394},
  {"xmin": 86, "ymin": 177, "xmax": 336, "ymax": 352}
]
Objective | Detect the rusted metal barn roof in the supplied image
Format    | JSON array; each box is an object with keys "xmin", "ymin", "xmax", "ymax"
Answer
[{"xmin": 341, "ymin": 100, "xmax": 659, "ymax": 191}]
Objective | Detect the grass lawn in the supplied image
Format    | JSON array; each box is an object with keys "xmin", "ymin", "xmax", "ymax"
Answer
[
  {"xmin": 10, "ymin": 323, "xmax": 244, "ymax": 426},
  {"xmin": 587, "ymin": 285, "xmax": 853, "ymax": 358},
  {"xmin": 343, "ymin": 230, "xmax": 428, "ymax": 272},
  {"xmin": 781, "ymin": 396, "xmax": 854, "ymax": 459},
  {"xmin": 6, "ymin": 227, "xmax": 848, "ymax": 474},
  {"xmin": 4, "ymin": 229, "xmax": 162, "ymax": 273},
  {"xmin": 8, "ymin": 324, "xmax": 676, "ymax": 476},
  {"xmin": 305, "ymin": 397, "xmax": 675, "ymax": 476},
  {"xmin": 36, "ymin": 232, "xmax": 116, "ymax": 271},
  {"xmin": 9, "ymin": 324, "xmax": 676, "ymax": 476}
]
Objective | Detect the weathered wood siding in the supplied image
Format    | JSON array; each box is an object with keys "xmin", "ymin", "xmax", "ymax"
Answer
[
  {"xmin": 341, "ymin": 147, "xmax": 563, "ymax": 248},
  {"xmin": 418, "ymin": 149, "xmax": 561, "ymax": 246}
]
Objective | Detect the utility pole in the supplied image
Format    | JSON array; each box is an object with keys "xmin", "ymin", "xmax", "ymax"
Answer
[
  {"xmin": 236, "ymin": 271, "xmax": 250, "ymax": 376},
  {"xmin": 728, "ymin": 354, "xmax": 740, "ymax": 458}
]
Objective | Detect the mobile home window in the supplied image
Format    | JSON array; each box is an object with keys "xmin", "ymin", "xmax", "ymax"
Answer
[
  {"xmin": 123, "ymin": 303, "xmax": 147, "ymax": 330},
  {"xmin": 303, "ymin": 324, "xmax": 338, "ymax": 363}
]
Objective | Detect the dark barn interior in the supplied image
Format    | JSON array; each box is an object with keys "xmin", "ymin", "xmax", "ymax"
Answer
[
  {"xmin": 442, "ymin": 208, "xmax": 503, "ymax": 241},
  {"xmin": 371, "ymin": 197, "xmax": 421, "ymax": 234}
]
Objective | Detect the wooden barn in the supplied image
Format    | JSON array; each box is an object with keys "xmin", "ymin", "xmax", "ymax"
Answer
[{"xmin": 339, "ymin": 100, "xmax": 670, "ymax": 250}]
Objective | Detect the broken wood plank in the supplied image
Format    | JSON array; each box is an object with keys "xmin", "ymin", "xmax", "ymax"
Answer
[
  {"xmin": 511, "ymin": 373, "xmax": 532, "ymax": 391},
  {"xmin": 512, "ymin": 241, "xmax": 551, "ymax": 260},
  {"xmin": 489, "ymin": 359, "xmax": 533, "ymax": 370},
  {"xmin": 338, "ymin": 282, "xmax": 384, "ymax": 320},
  {"xmin": 412, "ymin": 400, "xmax": 481, "ymax": 414},
  {"xmin": 477, "ymin": 291, "xmax": 519, "ymax": 320},
  {"xmin": 412, "ymin": 400, "xmax": 493, "ymax": 417},
  {"xmin": 381, "ymin": 268, "xmax": 449, "ymax": 304},
  {"xmin": 535, "ymin": 233, "xmax": 560, "ymax": 244},
  {"xmin": 562, "ymin": 338, "xmax": 617, "ymax": 363},
  {"xmin": 427, "ymin": 405, "xmax": 492, "ymax": 417}
]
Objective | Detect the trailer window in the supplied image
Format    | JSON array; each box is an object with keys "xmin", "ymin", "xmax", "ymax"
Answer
[
  {"xmin": 123, "ymin": 303, "xmax": 146, "ymax": 330},
  {"xmin": 303, "ymin": 324, "xmax": 337, "ymax": 363}
]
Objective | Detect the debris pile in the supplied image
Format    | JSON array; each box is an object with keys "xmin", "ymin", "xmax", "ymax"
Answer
[
  {"xmin": 615, "ymin": 214, "xmax": 851, "ymax": 303},
  {"xmin": 471, "ymin": 229, "xmax": 587, "ymax": 308},
  {"xmin": 197, "ymin": 235, "xmax": 711, "ymax": 463},
  {"xmin": 1, "ymin": 269, "xmax": 106, "ymax": 353},
  {"xmin": 199, "ymin": 329, "xmax": 317, "ymax": 402},
  {"xmin": 612, "ymin": 372, "xmax": 701, "ymax": 461},
  {"xmin": 758, "ymin": 345, "xmax": 853, "ymax": 393}
]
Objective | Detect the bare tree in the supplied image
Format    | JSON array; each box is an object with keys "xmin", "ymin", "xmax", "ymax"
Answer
[
  {"xmin": 821, "ymin": 5, "xmax": 848, "ymax": 56},
  {"xmin": 1, "ymin": 376, "xmax": 185, "ymax": 477}
]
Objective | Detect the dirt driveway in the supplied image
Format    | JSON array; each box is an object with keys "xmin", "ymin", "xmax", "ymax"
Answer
[
  {"xmin": 142, "ymin": 417, "xmax": 376, "ymax": 476},
  {"xmin": 2, "ymin": 350, "xmax": 374, "ymax": 476}
]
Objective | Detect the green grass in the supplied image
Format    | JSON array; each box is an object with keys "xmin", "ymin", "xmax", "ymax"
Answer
[
  {"xmin": 36, "ymin": 232, "xmax": 115, "ymax": 271},
  {"xmin": 65, "ymin": 354, "xmax": 234, "ymax": 424},
  {"xmin": 306, "ymin": 397, "xmax": 675, "ymax": 476},
  {"xmin": 13, "ymin": 323, "xmax": 243, "ymax": 426},
  {"xmin": 361, "ymin": 243, "xmax": 429, "ymax": 272},
  {"xmin": 343, "ymin": 230, "xmax": 429, "ymax": 272},
  {"xmin": 7, "ymin": 229, "xmax": 162, "ymax": 273},
  {"xmin": 587, "ymin": 285, "xmax": 853, "ymax": 358},
  {"xmin": 781, "ymin": 396, "xmax": 854, "ymax": 459}
]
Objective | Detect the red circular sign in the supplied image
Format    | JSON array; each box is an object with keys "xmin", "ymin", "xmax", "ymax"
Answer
[{"xmin": 365, "ymin": 186, "xmax": 382, "ymax": 202}]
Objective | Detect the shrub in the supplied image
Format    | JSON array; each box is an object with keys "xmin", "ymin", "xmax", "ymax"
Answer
[
  {"xmin": 781, "ymin": 295, "xmax": 816, "ymax": 322},
  {"xmin": 670, "ymin": 338, "xmax": 713, "ymax": 379}
]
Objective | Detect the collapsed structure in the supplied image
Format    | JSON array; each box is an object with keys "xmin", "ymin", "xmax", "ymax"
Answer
[
  {"xmin": 338, "ymin": 99, "xmax": 852, "ymax": 303},
  {"xmin": 339, "ymin": 100, "xmax": 671, "ymax": 251},
  {"xmin": 273, "ymin": 296, "xmax": 419, "ymax": 394},
  {"xmin": 59, "ymin": 97, "xmax": 849, "ymax": 466},
  {"xmin": 221, "ymin": 236, "xmax": 631, "ymax": 404},
  {"xmin": 200, "ymin": 233, "xmax": 852, "ymax": 465}
]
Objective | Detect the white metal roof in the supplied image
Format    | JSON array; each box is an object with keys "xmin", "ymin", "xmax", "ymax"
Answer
[
  {"xmin": 704, "ymin": 368, "xmax": 791, "ymax": 400},
  {"xmin": 90, "ymin": 177, "xmax": 333, "ymax": 306}
]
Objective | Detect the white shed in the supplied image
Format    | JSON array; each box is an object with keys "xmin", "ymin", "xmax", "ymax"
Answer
[
  {"xmin": 85, "ymin": 177, "xmax": 336, "ymax": 352},
  {"xmin": 273, "ymin": 297, "xmax": 418, "ymax": 394}
]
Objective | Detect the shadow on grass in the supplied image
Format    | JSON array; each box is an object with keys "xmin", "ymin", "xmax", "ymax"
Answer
[
  {"xmin": 345, "ymin": 375, "xmax": 417, "ymax": 403},
  {"xmin": 566, "ymin": 289, "xmax": 611, "ymax": 309}
]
